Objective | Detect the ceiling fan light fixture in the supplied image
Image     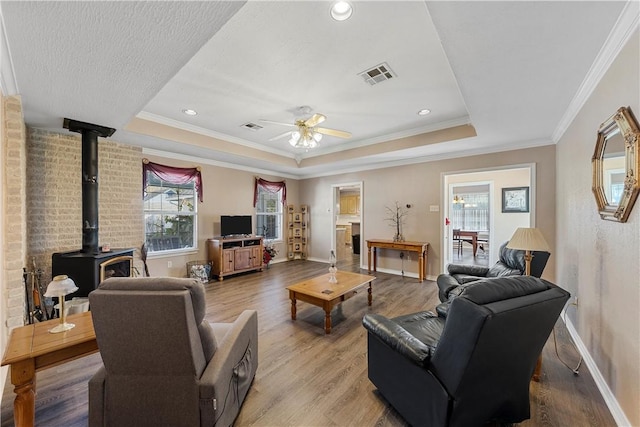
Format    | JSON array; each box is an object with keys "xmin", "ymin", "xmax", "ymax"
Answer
[
  {"xmin": 289, "ymin": 130, "xmax": 301, "ymax": 147},
  {"xmin": 330, "ymin": 1, "xmax": 353, "ymax": 21},
  {"xmin": 313, "ymin": 131, "xmax": 323, "ymax": 143}
]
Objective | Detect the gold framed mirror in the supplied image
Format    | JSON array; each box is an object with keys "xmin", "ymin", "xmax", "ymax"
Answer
[{"xmin": 592, "ymin": 106, "xmax": 640, "ymax": 222}]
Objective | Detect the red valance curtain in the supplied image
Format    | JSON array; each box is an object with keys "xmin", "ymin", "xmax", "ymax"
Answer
[
  {"xmin": 143, "ymin": 160, "xmax": 203, "ymax": 202},
  {"xmin": 253, "ymin": 178, "xmax": 286, "ymax": 207}
]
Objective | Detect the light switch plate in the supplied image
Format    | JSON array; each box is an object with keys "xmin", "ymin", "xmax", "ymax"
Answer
[{"xmin": 429, "ymin": 205, "xmax": 439, "ymax": 212}]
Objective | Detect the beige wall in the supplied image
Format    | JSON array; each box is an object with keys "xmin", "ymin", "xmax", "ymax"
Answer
[
  {"xmin": 299, "ymin": 144, "xmax": 556, "ymax": 280},
  {"xmin": 143, "ymin": 153, "xmax": 297, "ymax": 277},
  {"xmin": 556, "ymin": 29, "xmax": 639, "ymax": 425}
]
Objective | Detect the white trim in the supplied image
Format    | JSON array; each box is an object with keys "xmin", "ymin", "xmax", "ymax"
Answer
[
  {"xmin": 441, "ymin": 163, "xmax": 535, "ymax": 274},
  {"xmin": 564, "ymin": 316, "xmax": 632, "ymax": 427},
  {"xmin": 139, "ymin": 110, "xmax": 471, "ymax": 162},
  {"xmin": 297, "ymin": 138, "xmax": 553, "ymax": 180},
  {"xmin": 552, "ymin": 1, "xmax": 640, "ymax": 143},
  {"xmin": 137, "ymin": 112, "xmax": 295, "ymax": 159},
  {"xmin": 142, "ymin": 147, "xmax": 300, "ymax": 180},
  {"xmin": 0, "ymin": 5, "xmax": 18, "ymax": 95}
]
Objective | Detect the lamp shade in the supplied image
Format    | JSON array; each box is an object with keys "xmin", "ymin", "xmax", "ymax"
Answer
[
  {"xmin": 44, "ymin": 275, "xmax": 78, "ymax": 297},
  {"xmin": 506, "ymin": 228, "xmax": 550, "ymax": 252}
]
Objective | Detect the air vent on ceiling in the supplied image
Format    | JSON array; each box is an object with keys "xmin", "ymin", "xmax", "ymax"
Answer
[
  {"xmin": 241, "ymin": 122, "xmax": 263, "ymax": 131},
  {"xmin": 358, "ymin": 62, "xmax": 396, "ymax": 86}
]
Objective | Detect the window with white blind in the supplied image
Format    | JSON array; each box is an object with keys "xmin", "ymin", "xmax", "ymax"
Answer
[
  {"xmin": 451, "ymin": 186, "xmax": 490, "ymax": 231},
  {"xmin": 255, "ymin": 187, "xmax": 283, "ymax": 241}
]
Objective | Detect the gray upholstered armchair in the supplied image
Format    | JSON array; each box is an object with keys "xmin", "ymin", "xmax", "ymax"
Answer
[{"xmin": 88, "ymin": 277, "xmax": 258, "ymax": 427}]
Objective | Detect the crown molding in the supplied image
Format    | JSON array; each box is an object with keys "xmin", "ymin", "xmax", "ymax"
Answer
[
  {"xmin": 137, "ymin": 111, "xmax": 296, "ymax": 158},
  {"xmin": 0, "ymin": 6, "xmax": 18, "ymax": 95},
  {"xmin": 552, "ymin": 1, "xmax": 639, "ymax": 143},
  {"xmin": 141, "ymin": 147, "xmax": 300, "ymax": 180},
  {"xmin": 296, "ymin": 137, "xmax": 553, "ymax": 179}
]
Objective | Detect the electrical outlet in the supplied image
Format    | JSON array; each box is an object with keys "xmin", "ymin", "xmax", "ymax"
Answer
[
  {"xmin": 574, "ymin": 296, "xmax": 579, "ymax": 306},
  {"xmin": 167, "ymin": 261, "xmax": 173, "ymax": 268}
]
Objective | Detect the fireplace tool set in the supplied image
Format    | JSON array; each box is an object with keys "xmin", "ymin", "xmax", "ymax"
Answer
[{"xmin": 23, "ymin": 257, "xmax": 52, "ymax": 324}]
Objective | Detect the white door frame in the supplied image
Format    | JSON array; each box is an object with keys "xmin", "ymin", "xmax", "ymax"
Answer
[
  {"xmin": 445, "ymin": 180, "xmax": 494, "ymax": 266},
  {"xmin": 441, "ymin": 163, "xmax": 536, "ymax": 273},
  {"xmin": 331, "ymin": 181, "xmax": 363, "ymax": 267}
]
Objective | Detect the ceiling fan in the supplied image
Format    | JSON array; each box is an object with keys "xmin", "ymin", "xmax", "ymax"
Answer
[{"xmin": 261, "ymin": 112, "xmax": 351, "ymax": 149}]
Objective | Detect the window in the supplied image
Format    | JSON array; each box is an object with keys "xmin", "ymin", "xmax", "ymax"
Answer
[
  {"xmin": 451, "ymin": 191, "xmax": 490, "ymax": 231},
  {"xmin": 255, "ymin": 187, "xmax": 283, "ymax": 240},
  {"xmin": 143, "ymin": 171, "xmax": 197, "ymax": 254}
]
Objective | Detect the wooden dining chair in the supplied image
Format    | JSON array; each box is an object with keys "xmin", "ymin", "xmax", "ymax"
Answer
[{"xmin": 453, "ymin": 229, "xmax": 463, "ymax": 256}]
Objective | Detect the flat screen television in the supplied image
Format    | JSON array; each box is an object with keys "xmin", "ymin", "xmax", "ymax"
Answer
[{"xmin": 220, "ymin": 215, "xmax": 252, "ymax": 237}]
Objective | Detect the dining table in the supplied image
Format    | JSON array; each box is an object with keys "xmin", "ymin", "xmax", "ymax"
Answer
[{"xmin": 459, "ymin": 230, "xmax": 479, "ymax": 256}]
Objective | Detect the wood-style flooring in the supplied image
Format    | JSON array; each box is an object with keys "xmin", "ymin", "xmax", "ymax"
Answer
[{"xmin": 1, "ymin": 257, "xmax": 615, "ymax": 426}]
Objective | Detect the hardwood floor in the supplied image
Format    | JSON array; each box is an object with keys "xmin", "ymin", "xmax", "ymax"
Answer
[{"xmin": 2, "ymin": 258, "xmax": 615, "ymax": 426}]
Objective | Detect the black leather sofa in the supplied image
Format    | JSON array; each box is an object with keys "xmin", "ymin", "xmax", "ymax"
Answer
[
  {"xmin": 362, "ymin": 276, "xmax": 569, "ymax": 427},
  {"xmin": 436, "ymin": 241, "xmax": 550, "ymax": 302}
]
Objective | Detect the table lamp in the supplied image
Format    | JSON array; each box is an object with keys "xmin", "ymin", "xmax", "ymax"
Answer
[
  {"xmin": 44, "ymin": 275, "xmax": 78, "ymax": 333},
  {"xmin": 506, "ymin": 228, "xmax": 550, "ymax": 276}
]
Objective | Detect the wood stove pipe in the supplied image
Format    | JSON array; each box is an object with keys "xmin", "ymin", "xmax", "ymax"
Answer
[{"xmin": 63, "ymin": 118, "xmax": 116, "ymax": 254}]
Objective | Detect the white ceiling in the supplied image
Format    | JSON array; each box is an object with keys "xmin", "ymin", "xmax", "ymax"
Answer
[{"xmin": 0, "ymin": 1, "xmax": 632, "ymax": 179}]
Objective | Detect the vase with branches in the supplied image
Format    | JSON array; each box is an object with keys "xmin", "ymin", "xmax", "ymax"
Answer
[{"xmin": 385, "ymin": 201, "xmax": 408, "ymax": 242}]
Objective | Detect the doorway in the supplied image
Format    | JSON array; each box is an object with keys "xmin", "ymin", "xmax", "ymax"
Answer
[
  {"xmin": 331, "ymin": 182, "xmax": 363, "ymax": 270},
  {"xmin": 442, "ymin": 165, "xmax": 535, "ymax": 272},
  {"xmin": 449, "ymin": 182, "xmax": 493, "ymax": 267}
]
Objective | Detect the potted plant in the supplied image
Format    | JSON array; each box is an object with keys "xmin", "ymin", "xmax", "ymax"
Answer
[{"xmin": 263, "ymin": 242, "xmax": 278, "ymax": 267}]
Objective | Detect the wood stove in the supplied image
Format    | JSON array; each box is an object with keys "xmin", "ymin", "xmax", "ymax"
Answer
[
  {"xmin": 52, "ymin": 249, "xmax": 134, "ymax": 297},
  {"xmin": 51, "ymin": 119, "xmax": 134, "ymax": 297}
]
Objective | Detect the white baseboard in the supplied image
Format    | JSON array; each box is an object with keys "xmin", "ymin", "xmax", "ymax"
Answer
[{"xmin": 564, "ymin": 317, "xmax": 631, "ymax": 426}]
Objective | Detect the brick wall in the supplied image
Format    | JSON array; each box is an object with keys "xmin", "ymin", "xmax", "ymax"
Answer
[
  {"xmin": 26, "ymin": 128, "xmax": 145, "ymax": 285},
  {"xmin": 2, "ymin": 96, "xmax": 28, "ymax": 330}
]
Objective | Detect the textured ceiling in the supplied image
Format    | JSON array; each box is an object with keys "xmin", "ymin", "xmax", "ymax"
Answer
[{"xmin": 0, "ymin": 1, "xmax": 632, "ymax": 178}]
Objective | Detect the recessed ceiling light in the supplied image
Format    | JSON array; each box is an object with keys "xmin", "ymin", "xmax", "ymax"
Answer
[
  {"xmin": 330, "ymin": 1, "xmax": 353, "ymax": 21},
  {"xmin": 182, "ymin": 109, "xmax": 198, "ymax": 116},
  {"xmin": 417, "ymin": 109, "xmax": 431, "ymax": 116}
]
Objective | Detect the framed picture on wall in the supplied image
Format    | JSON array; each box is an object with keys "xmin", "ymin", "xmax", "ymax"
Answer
[{"xmin": 502, "ymin": 186, "xmax": 529, "ymax": 213}]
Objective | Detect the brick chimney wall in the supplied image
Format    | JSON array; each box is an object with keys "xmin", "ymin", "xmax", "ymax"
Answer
[
  {"xmin": 27, "ymin": 128, "xmax": 144, "ymax": 286},
  {"xmin": 2, "ymin": 95, "xmax": 28, "ymax": 331}
]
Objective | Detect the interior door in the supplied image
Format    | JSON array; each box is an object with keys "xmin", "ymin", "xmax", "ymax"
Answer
[{"xmin": 332, "ymin": 182, "xmax": 363, "ymax": 267}]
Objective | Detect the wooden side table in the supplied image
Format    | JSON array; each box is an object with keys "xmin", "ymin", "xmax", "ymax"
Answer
[{"xmin": 1, "ymin": 312, "xmax": 98, "ymax": 427}]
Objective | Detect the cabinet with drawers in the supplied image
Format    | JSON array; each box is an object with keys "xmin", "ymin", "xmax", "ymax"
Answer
[{"xmin": 207, "ymin": 236, "xmax": 263, "ymax": 281}]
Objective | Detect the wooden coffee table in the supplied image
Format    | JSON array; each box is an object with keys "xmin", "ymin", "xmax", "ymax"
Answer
[{"xmin": 286, "ymin": 271, "xmax": 376, "ymax": 334}]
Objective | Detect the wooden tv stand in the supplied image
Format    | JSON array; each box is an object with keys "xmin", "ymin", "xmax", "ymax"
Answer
[{"xmin": 207, "ymin": 236, "xmax": 263, "ymax": 281}]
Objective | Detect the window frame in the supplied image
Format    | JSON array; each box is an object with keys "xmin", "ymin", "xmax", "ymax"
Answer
[
  {"xmin": 143, "ymin": 171, "xmax": 198, "ymax": 256},
  {"xmin": 255, "ymin": 186, "xmax": 284, "ymax": 242}
]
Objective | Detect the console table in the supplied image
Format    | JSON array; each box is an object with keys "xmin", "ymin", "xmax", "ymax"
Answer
[
  {"xmin": 367, "ymin": 239, "xmax": 429, "ymax": 282},
  {"xmin": 1, "ymin": 312, "xmax": 98, "ymax": 427}
]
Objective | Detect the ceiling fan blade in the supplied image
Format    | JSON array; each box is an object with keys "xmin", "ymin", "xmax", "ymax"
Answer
[
  {"xmin": 305, "ymin": 113, "xmax": 326, "ymax": 128},
  {"xmin": 315, "ymin": 127, "xmax": 352, "ymax": 139},
  {"xmin": 260, "ymin": 119, "xmax": 296, "ymax": 128},
  {"xmin": 268, "ymin": 130, "xmax": 292, "ymax": 141}
]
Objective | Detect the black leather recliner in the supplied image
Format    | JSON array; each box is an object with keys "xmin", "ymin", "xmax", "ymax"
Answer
[
  {"xmin": 436, "ymin": 241, "xmax": 550, "ymax": 302},
  {"xmin": 362, "ymin": 276, "xmax": 569, "ymax": 427}
]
